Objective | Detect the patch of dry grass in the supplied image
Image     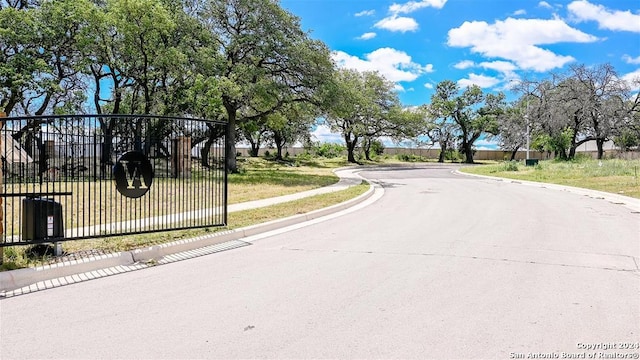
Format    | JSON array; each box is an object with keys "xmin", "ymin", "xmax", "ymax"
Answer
[{"xmin": 461, "ymin": 158, "xmax": 640, "ymax": 199}]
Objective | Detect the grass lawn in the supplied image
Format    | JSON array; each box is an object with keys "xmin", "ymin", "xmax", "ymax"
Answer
[
  {"xmin": 460, "ymin": 158, "xmax": 640, "ymax": 199},
  {"xmin": 228, "ymin": 156, "xmax": 348, "ymax": 203}
]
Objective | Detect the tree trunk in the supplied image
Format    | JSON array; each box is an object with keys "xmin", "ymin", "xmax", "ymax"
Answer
[
  {"xmin": 3, "ymin": 92, "xmax": 17, "ymax": 116},
  {"xmin": 92, "ymin": 68, "xmax": 103, "ymax": 115},
  {"xmin": 510, "ymin": 149, "xmax": 517, "ymax": 161},
  {"xmin": 463, "ymin": 131, "xmax": 482, "ymax": 164},
  {"xmin": 464, "ymin": 146, "xmax": 474, "ymax": 164},
  {"xmin": 201, "ymin": 136, "xmax": 214, "ymax": 168},
  {"xmin": 224, "ymin": 102, "xmax": 238, "ymax": 173},
  {"xmin": 133, "ymin": 119, "xmax": 143, "ymax": 152},
  {"xmin": 345, "ymin": 134, "xmax": 358, "ymax": 163},
  {"xmin": 568, "ymin": 125, "xmax": 579, "ymax": 160},
  {"xmin": 248, "ymin": 139, "xmax": 259, "ymax": 157},
  {"xmin": 100, "ymin": 124, "xmax": 114, "ymax": 179},
  {"xmin": 363, "ymin": 138, "xmax": 372, "ymax": 161},
  {"xmin": 557, "ymin": 148, "xmax": 568, "ymax": 160},
  {"xmin": 461, "ymin": 138, "xmax": 474, "ymax": 163},
  {"xmin": 438, "ymin": 141, "xmax": 447, "ymax": 163},
  {"xmin": 596, "ymin": 138, "xmax": 605, "ymax": 159},
  {"xmin": 274, "ymin": 131, "xmax": 284, "ymax": 161}
]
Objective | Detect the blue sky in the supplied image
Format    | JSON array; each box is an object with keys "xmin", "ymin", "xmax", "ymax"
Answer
[
  {"xmin": 282, "ymin": 0, "xmax": 639, "ymax": 105},
  {"xmin": 279, "ymin": 0, "xmax": 640, "ymax": 147}
]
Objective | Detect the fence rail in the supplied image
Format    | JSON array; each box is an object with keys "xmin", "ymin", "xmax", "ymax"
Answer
[{"xmin": 0, "ymin": 114, "xmax": 227, "ymax": 246}]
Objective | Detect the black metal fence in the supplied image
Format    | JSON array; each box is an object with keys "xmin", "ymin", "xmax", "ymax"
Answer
[{"xmin": 0, "ymin": 114, "xmax": 227, "ymax": 246}]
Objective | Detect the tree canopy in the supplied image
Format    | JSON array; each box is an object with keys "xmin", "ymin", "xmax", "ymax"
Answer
[
  {"xmin": 2, "ymin": 0, "xmax": 638, "ymax": 167},
  {"xmin": 428, "ymin": 80, "xmax": 505, "ymax": 163},
  {"xmin": 511, "ymin": 64, "xmax": 639, "ymax": 159},
  {"xmin": 323, "ymin": 68, "xmax": 424, "ymax": 163}
]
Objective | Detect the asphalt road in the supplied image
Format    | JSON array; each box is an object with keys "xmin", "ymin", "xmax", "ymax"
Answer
[{"xmin": 1, "ymin": 165, "xmax": 639, "ymax": 359}]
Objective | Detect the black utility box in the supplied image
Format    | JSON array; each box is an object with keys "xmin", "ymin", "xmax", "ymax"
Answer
[
  {"xmin": 525, "ymin": 159, "xmax": 539, "ymax": 166},
  {"xmin": 22, "ymin": 197, "xmax": 64, "ymax": 241}
]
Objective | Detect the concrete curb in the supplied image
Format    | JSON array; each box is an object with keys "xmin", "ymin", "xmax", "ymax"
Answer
[
  {"xmin": 1, "ymin": 172, "xmax": 375, "ymax": 293},
  {"xmin": 132, "ymin": 182, "xmax": 375, "ymax": 264},
  {"xmin": 454, "ymin": 169, "xmax": 640, "ymax": 213}
]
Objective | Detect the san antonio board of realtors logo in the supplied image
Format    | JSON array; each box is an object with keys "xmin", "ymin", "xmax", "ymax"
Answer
[{"xmin": 113, "ymin": 151, "xmax": 154, "ymax": 198}]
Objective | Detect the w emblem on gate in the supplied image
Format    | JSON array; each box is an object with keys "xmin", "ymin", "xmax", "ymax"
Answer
[{"xmin": 113, "ymin": 151, "xmax": 154, "ymax": 198}]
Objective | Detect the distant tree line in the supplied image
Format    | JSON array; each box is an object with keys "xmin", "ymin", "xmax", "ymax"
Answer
[
  {"xmin": 1, "ymin": 0, "xmax": 638, "ymax": 171},
  {"xmin": 422, "ymin": 64, "xmax": 640, "ymax": 163},
  {"xmin": 504, "ymin": 64, "xmax": 640, "ymax": 160}
]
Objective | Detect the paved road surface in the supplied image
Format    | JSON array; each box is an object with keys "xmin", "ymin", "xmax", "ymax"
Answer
[{"xmin": 1, "ymin": 165, "xmax": 639, "ymax": 359}]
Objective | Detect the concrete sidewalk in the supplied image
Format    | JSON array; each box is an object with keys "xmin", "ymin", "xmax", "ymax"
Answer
[
  {"xmin": 229, "ymin": 167, "xmax": 365, "ymax": 212},
  {"xmin": 0, "ymin": 167, "xmax": 375, "ymax": 295}
]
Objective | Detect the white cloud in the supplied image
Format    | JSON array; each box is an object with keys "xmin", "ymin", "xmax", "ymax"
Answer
[
  {"xmin": 454, "ymin": 61, "xmax": 519, "ymax": 87},
  {"xmin": 424, "ymin": 83, "xmax": 434, "ymax": 89},
  {"xmin": 474, "ymin": 138, "xmax": 500, "ymax": 150},
  {"xmin": 358, "ymin": 32, "xmax": 377, "ymax": 40},
  {"xmin": 474, "ymin": 137, "xmax": 500, "ymax": 150},
  {"xmin": 457, "ymin": 73, "xmax": 502, "ymax": 88},
  {"xmin": 478, "ymin": 60, "xmax": 518, "ymax": 74},
  {"xmin": 311, "ymin": 124, "xmax": 344, "ymax": 144},
  {"xmin": 621, "ymin": 68, "xmax": 640, "ymax": 86},
  {"xmin": 332, "ymin": 48, "xmax": 434, "ymax": 82},
  {"xmin": 447, "ymin": 18, "xmax": 599, "ymax": 72},
  {"xmin": 568, "ymin": 0, "xmax": 640, "ymax": 33},
  {"xmin": 374, "ymin": 0, "xmax": 447, "ymax": 34},
  {"xmin": 513, "ymin": 9, "xmax": 526, "ymax": 16},
  {"xmin": 475, "ymin": 145, "xmax": 498, "ymax": 150},
  {"xmin": 389, "ymin": 0, "xmax": 448, "ymax": 14},
  {"xmin": 623, "ymin": 55, "xmax": 640, "ymax": 65},
  {"xmin": 394, "ymin": 84, "xmax": 406, "ymax": 92},
  {"xmin": 538, "ymin": 1, "xmax": 553, "ymax": 9},
  {"xmin": 355, "ymin": 9, "xmax": 375, "ymax": 17},
  {"xmin": 453, "ymin": 60, "xmax": 518, "ymax": 74},
  {"xmin": 454, "ymin": 60, "xmax": 475, "ymax": 69},
  {"xmin": 375, "ymin": 15, "xmax": 419, "ymax": 32}
]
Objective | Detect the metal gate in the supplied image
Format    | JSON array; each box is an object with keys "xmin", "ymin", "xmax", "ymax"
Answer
[{"xmin": 0, "ymin": 114, "xmax": 227, "ymax": 246}]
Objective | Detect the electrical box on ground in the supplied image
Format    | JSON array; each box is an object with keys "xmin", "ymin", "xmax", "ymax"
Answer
[{"xmin": 21, "ymin": 197, "xmax": 64, "ymax": 241}]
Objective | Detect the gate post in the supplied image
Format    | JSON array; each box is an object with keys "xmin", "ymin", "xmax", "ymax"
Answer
[{"xmin": 0, "ymin": 112, "xmax": 5, "ymax": 266}]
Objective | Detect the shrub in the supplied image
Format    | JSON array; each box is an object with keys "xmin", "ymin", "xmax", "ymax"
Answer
[
  {"xmin": 444, "ymin": 149, "xmax": 463, "ymax": 162},
  {"xmin": 614, "ymin": 129, "xmax": 640, "ymax": 151},
  {"xmin": 397, "ymin": 153, "xmax": 427, "ymax": 162},
  {"xmin": 502, "ymin": 161, "xmax": 519, "ymax": 171},
  {"xmin": 370, "ymin": 139, "xmax": 385, "ymax": 156},
  {"xmin": 314, "ymin": 142, "xmax": 345, "ymax": 158},
  {"xmin": 295, "ymin": 152, "xmax": 314, "ymax": 161}
]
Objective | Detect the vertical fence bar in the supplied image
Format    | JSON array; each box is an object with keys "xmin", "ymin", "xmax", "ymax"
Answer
[
  {"xmin": 223, "ymin": 125, "xmax": 228, "ymax": 226},
  {"xmin": 0, "ymin": 112, "xmax": 5, "ymax": 265}
]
